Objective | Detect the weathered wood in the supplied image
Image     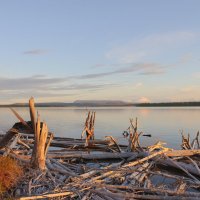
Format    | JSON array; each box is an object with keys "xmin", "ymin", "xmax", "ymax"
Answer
[
  {"xmin": 4, "ymin": 104, "xmax": 200, "ymax": 199},
  {"xmin": 44, "ymin": 133, "xmax": 53, "ymax": 158},
  {"xmin": 166, "ymin": 149, "xmax": 200, "ymax": 157},
  {"xmin": 129, "ymin": 162, "xmax": 152, "ymax": 183},
  {"xmin": 47, "ymin": 151, "xmax": 137, "ymax": 159},
  {"xmin": 164, "ymin": 155, "xmax": 200, "ymax": 183},
  {"xmin": 82, "ymin": 111, "xmax": 96, "ymax": 146},
  {"xmin": 105, "ymin": 136, "xmax": 122, "ymax": 153},
  {"xmin": 98, "ymin": 184, "xmax": 200, "ymax": 198},
  {"xmin": 0, "ymin": 128, "xmax": 18, "ymax": 149},
  {"xmin": 126, "ymin": 118, "xmax": 143, "ymax": 152},
  {"xmin": 6, "ymin": 152, "xmax": 29, "ymax": 162},
  {"xmin": 3, "ymin": 134, "xmax": 20, "ymax": 156},
  {"xmin": 10, "ymin": 108, "xmax": 32, "ymax": 130},
  {"xmin": 18, "ymin": 191, "xmax": 74, "ymax": 200},
  {"xmin": 29, "ymin": 98, "xmax": 53, "ymax": 170},
  {"xmin": 47, "ymin": 162, "xmax": 76, "ymax": 176},
  {"xmin": 17, "ymin": 138, "xmax": 30, "ymax": 149},
  {"xmin": 123, "ymin": 149, "xmax": 168, "ymax": 168},
  {"xmin": 29, "ymin": 97, "xmax": 37, "ymax": 165},
  {"xmin": 50, "ymin": 158, "xmax": 78, "ymax": 176},
  {"xmin": 157, "ymin": 156, "xmax": 200, "ymax": 178},
  {"xmin": 91, "ymin": 188, "xmax": 200, "ymax": 200}
]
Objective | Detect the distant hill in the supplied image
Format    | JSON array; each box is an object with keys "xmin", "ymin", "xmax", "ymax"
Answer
[
  {"xmin": 73, "ymin": 100, "xmax": 132, "ymax": 107},
  {"xmin": 0, "ymin": 100, "xmax": 133, "ymax": 107}
]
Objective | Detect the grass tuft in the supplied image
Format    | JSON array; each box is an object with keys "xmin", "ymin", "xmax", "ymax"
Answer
[{"xmin": 0, "ymin": 156, "xmax": 23, "ymax": 195}]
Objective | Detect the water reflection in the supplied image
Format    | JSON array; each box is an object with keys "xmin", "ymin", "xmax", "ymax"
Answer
[
  {"xmin": 138, "ymin": 108, "xmax": 150, "ymax": 116},
  {"xmin": 0, "ymin": 107, "xmax": 200, "ymax": 149}
]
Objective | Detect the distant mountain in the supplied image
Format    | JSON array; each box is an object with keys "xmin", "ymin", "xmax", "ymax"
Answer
[{"xmin": 73, "ymin": 100, "xmax": 132, "ymax": 107}]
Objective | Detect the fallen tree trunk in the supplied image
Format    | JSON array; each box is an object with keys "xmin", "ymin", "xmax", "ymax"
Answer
[
  {"xmin": 91, "ymin": 188, "xmax": 200, "ymax": 200},
  {"xmin": 47, "ymin": 151, "xmax": 138, "ymax": 159}
]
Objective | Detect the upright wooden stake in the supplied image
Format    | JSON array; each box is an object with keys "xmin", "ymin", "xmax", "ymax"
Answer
[
  {"xmin": 81, "ymin": 111, "xmax": 96, "ymax": 146},
  {"xmin": 127, "ymin": 118, "xmax": 142, "ymax": 152},
  {"xmin": 29, "ymin": 97, "xmax": 37, "ymax": 165},
  {"xmin": 29, "ymin": 97, "xmax": 53, "ymax": 170}
]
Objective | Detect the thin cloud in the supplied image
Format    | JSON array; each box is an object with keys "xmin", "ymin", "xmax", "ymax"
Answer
[
  {"xmin": 48, "ymin": 83, "xmax": 116, "ymax": 91},
  {"xmin": 0, "ymin": 62, "xmax": 166, "ymax": 103},
  {"xmin": 0, "ymin": 76, "xmax": 115, "ymax": 94},
  {"xmin": 106, "ymin": 31, "xmax": 197, "ymax": 63},
  {"xmin": 0, "ymin": 76, "xmax": 68, "ymax": 90},
  {"xmin": 138, "ymin": 68, "xmax": 165, "ymax": 75},
  {"xmin": 0, "ymin": 62, "xmax": 165, "ymax": 97},
  {"xmin": 76, "ymin": 72, "xmax": 114, "ymax": 79},
  {"xmin": 23, "ymin": 49, "xmax": 49, "ymax": 55},
  {"xmin": 79, "ymin": 63, "xmax": 165, "ymax": 79},
  {"xmin": 0, "ymin": 75, "xmax": 117, "ymax": 103}
]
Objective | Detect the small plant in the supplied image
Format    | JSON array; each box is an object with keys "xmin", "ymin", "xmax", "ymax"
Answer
[{"xmin": 0, "ymin": 156, "xmax": 23, "ymax": 195}]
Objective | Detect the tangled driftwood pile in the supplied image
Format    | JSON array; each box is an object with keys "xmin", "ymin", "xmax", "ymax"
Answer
[{"xmin": 1, "ymin": 98, "xmax": 200, "ymax": 199}]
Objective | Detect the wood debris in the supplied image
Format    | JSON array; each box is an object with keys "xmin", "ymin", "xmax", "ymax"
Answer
[{"xmin": 0, "ymin": 98, "xmax": 200, "ymax": 199}]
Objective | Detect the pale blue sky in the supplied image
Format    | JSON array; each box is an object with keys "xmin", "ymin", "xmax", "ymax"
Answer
[{"xmin": 0, "ymin": 0, "xmax": 200, "ymax": 103}]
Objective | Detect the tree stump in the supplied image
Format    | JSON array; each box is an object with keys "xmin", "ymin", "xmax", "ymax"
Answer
[{"xmin": 29, "ymin": 97, "xmax": 53, "ymax": 170}]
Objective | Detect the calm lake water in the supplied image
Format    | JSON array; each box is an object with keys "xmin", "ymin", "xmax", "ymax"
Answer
[{"xmin": 0, "ymin": 107, "xmax": 200, "ymax": 149}]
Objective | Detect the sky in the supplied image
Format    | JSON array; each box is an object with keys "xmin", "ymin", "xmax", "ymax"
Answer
[{"xmin": 0, "ymin": 0, "xmax": 200, "ymax": 104}]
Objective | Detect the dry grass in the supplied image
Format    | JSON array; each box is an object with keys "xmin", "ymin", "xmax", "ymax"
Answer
[{"xmin": 0, "ymin": 156, "xmax": 23, "ymax": 195}]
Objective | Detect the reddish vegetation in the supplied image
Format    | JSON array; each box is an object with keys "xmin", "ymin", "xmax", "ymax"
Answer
[{"xmin": 0, "ymin": 156, "xmax": 23, "ymax": 195}]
